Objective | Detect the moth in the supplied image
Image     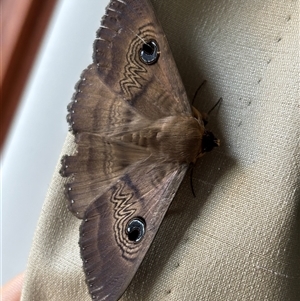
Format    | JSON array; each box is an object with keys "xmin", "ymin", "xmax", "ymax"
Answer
[{"xmin": 60, "ymin": 0, "xmax": 219, "ymax": 300}]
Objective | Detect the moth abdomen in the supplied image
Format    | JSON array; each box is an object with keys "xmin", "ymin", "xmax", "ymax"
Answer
[{"xmin": 119, "ymin": 127, "xmax": 159, "ymax": 148}]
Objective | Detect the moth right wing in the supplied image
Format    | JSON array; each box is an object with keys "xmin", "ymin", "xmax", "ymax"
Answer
[
  {"xmin": 79, "ymin": 159, "xmax": 188, "ymax": 301},
  {"xmin": 60, "ymin": 132, "xmax": 151, "ymax": 218}
]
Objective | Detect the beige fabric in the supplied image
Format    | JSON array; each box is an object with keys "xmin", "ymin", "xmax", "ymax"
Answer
[{"xmin": 21, "ymin": 0, "xmax": 299, "ymax": 300}]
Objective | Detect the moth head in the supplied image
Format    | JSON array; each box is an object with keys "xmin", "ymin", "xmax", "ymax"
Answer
[
  {"xmin": 200, "ymin": 130, "xmax": 220, "ymax": 155},
  {"xmin": 192, "ymin": 106, "xmax": 219, "ymax": 158}
]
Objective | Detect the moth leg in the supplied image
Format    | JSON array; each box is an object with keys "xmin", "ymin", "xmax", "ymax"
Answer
[{"xmin": 189, "ymin": 163, "xmax": 196, "ymax": 197}]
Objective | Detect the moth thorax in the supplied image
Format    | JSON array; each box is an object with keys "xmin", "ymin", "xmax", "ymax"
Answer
[{"xmin": 156, "ymin": 116, "xmax": 205, "ymax": 164}]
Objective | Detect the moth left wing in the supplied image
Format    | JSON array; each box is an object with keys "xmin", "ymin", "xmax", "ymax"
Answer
[
  {"xmin": 93, "ymin": 0, "xmax": 191, "ymax": 120},
  {"xmin": 66, "ymin": 64, "xmax": 147, "ymax": 136},
  {"xmin": 79, "ymin": 160, "xmax": 188, "ymax": 301}
]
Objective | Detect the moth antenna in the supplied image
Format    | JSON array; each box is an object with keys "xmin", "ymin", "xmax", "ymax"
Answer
[
  {"xmin": 191, "ymin": 80, "xmax": 207, "ymax": 105},
  {"xmin": 207, "ymin": 97, "xmax": 223, "ymax": 116},
  {"xmin": 189, "ymin": 164, "xmax": 196, "ymax": 198},
  {"xmin": 201, "ymin": 97, "xmax": 222, "ymax": 126}
]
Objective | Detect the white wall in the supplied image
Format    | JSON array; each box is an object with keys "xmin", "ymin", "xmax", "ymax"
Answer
[{"xmin": 1, "ymin": 0, "xmax": 110, "ymax": 284}]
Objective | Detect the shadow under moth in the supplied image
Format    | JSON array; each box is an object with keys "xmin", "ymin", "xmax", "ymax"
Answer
[{"xmin": 60, "ymin": 0, "xmax": 219, "ymax": 300}]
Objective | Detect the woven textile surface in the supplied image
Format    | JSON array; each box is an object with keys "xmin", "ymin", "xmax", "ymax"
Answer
[{"xmin": 21, "ymin": 0, "xmax": 299, "ymax": 300}]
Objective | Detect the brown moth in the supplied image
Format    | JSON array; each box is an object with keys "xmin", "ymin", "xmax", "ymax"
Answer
[{"xmin": 60, "ymin": 0, "xmax": 219, "ymax": 300}]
